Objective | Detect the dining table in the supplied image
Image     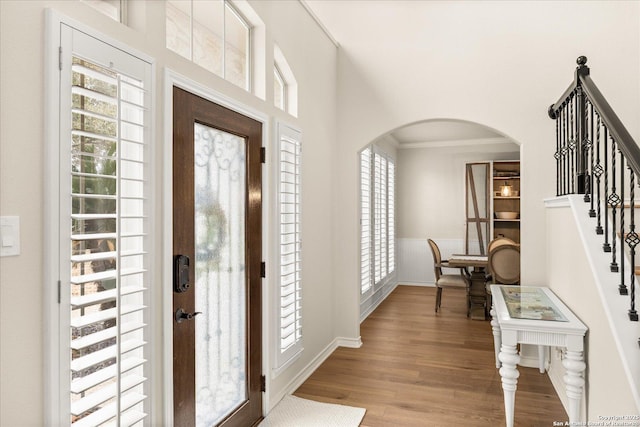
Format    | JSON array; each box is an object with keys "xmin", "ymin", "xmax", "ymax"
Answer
[{"xmin": 447, "ymin": 253, "xmax": 489, "ymax": 320}]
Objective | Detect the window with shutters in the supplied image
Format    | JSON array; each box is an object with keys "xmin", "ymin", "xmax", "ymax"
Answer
[
  {"xmin": 166, "ymin": 0, "xmax": 252, "ymax": 91},
  {"xmin": 275, "ymin": 123, "xmax": 303, "ymax": 369},
  {"xmin": 47, "ymin": 22, "xmax": 152, "ymax": 426},
  {"xmin": 360, "ymin": 146, "xmax": 395, "ymax": 297},
  {"xmin": 359, "ymin": 147, "xmax": 372, "ymax": 295}
]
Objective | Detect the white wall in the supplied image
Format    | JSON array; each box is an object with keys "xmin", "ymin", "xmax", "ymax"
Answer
[
  {"xmin": 546, "ymin": 199, "xmax": 639, "ymax": 418},
  {"xmin": 332, "ymin": 0, "xmax": 640, "ymax": 341},
  {"xmin": 397, "ymin": 143, "xmax": 519, "ymax": 239},
  {"xmin": 0, "ymin": 1, "xmax": 337, "ymax": 424},
  {"xmin": 396, "ymin": 142, "xmax": 519, "ymax": 284}
]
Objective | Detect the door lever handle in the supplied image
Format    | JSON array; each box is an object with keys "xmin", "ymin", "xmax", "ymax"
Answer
[{"xmin": 175, "ymin": 308, "xmax": 202, "ymax": 323}]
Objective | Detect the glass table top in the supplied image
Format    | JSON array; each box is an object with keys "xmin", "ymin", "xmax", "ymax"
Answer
[{"xmin": 500, "ymin": 286, "xmax": 568, "ymax": 322}]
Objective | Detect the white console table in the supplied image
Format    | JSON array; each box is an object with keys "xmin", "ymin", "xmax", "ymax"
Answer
[{"xmin": 490, "ymin": 285, "xmax": 588, "ymax": 427}]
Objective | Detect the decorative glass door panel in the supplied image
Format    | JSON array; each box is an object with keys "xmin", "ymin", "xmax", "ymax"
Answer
[
  {"xmin": 173, "ymin": 86, "xmax": 262, "ymax": 427},
  {"xmin": 193, "ymin": 123, "xmax": 246, "ymax": 426}
]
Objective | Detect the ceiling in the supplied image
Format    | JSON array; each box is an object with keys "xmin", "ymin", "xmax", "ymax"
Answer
[
  {"xmin": 302, "ymin": 1, "xmax": 517, "ymax": 149},
  {"xmin": 387, "ymin": 120, "xmax": 509, "ymax": 148}
]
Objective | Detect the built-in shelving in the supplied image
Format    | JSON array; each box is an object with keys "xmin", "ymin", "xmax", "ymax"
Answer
[{"xmin": 492, "ymin": 161, "xmax": 520, "ymax": 243}]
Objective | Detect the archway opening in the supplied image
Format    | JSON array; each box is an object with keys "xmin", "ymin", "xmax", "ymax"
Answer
[{"xmin": 359, "ymin": 118, "xmax": 521, "ymax": 318}]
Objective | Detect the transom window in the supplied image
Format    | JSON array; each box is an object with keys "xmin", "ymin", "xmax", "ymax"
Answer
[
  {"xmin": 166, "ymin": 0, "xmax": 251, "ymax": 90},
  {"xmin": 81, "ymin": 0, "xmax": 124, "ymax": 22},
  {"xmin": 273, "ymin": 44, "xmax": 298, "ymax": 117},
  {"xmin": 274, "ymin": 65, "xmax": 286, "ymax": 111}
]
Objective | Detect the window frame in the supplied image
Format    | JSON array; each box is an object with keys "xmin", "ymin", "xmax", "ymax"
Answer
[{"xmin": 44, "ymin": 10, "xmax": 156, "ymax": 425}]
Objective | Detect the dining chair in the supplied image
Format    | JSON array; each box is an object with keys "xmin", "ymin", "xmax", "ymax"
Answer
[
  {"xmin": 427, "ymin": 238, "xmax": 470, "ymax": 314},
  {"xmin": 486, "ymin": 237, "xmax": 516, "ymax": 280},
  {"xmin": 487, "ymin": 236, "xmax": 516, "ymax": 254},
  {"xmin": 485, "ymin": 242, "xmax": 520, "ymax": 319},
  {"xmin": 487, "ymin": 243, "xmax": 520, "ymax": 285}
]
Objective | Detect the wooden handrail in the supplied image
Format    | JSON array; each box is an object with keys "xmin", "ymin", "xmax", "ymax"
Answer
[
  {"xmin": 549, "ymin": 56, "xmax": 640, "ymax": 179},
  {"xmin": 580, "ymin": 73, "xmax": 640, "ymax": 177}
]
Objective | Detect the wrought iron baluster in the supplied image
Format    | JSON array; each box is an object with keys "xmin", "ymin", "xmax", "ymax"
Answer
[
  {"xmin": 595, "ymin": 115, "xmax": 603, "ymax": 234},
  {"xmin": 626, "ymin": 169, "xmax": 639, "ymax": 321},
  {"xmin": 563, "ymin": 103, "xmax": 569, "ymax": 195},
  {"xmin": 620, "ymin": 153, "xmax": 627, "ymax": 295},
  {"xmin": 603, "ymin": 127, "xmax": 611, "ymax": 252},
  {"xmin": 555, "ymin": 110, "xmax": 561, "ymax": 196},
  {"xmin": 583, "ymin": 95, "xmax": 591, "ymax": 203},
  {"xmin": 609, "ymin": 138, "xmax": 619, "ymax": 271},
  {"xmin": 589, "ymin": 102, "xmax": 596, "ymax": 216},
  {"xmin": 569, "ymin": 95, "xmax": 576, "ymax": 194}
]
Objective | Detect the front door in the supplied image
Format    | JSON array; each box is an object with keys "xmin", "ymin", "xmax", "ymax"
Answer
[{"xmin": 172, "ymin": 87, "xmax": 263, "ymax": 427}]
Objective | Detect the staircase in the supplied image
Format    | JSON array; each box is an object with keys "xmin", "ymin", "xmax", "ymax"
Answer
[{"xmin": 546, "ymin": 56, "xmax": 640, "ymax": 417}]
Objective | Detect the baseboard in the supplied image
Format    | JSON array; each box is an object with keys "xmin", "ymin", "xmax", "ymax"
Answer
[
  {"xmin": 398, "ymin": 282, "xmax": 435, "ymax": 287},
  {"xmin": 335, "ymin": 336, "xmax": 363, "ymax": 348},
  {"xmin": 360, "ymin": 281, "xmax": 399, "ymax": 322},
  {"xmin": 268, "ymin": 336, "xmax": 361, "ymax": 411},
  {"xmin": 519, "ymin": 354, "xmax": 539, "ymax": 369}
]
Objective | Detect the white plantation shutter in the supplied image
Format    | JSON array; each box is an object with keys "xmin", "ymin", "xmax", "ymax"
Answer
[
  {"xmin": 373, "ymin": 152, "xmax": 388, "ymax": 283},
  {"xmin": 388, "ymin": 160, "xmax": 395, "ymax": 274},
  {"xmin": 56, "ymin": 25, "xmax": 151, "ymax": 426},
  {"xmin": 360, "ymin": 147, "xmax": 372, "ymax": 295},
  {"xmin": 361, "ymin": 147, "xmax": 395, "ymax": 298},
  {"xmin": 276, "ymin": 123, "xmax": 303, "ymax": 367}
]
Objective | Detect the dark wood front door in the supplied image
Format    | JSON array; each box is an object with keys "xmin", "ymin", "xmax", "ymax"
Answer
[{"xmin": 173, "ymin": 86, "xmax": 263, "ymax": 427}]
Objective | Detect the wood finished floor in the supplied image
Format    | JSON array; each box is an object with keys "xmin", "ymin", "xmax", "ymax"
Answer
[{"xmin": 294, "ymin": 285, "xmax": 568, "ymax": 427}]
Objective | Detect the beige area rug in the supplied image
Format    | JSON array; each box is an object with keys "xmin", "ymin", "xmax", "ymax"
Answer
[{"xmin": 259, "ymin": 395, "xmax": 366, "ymax": 427}]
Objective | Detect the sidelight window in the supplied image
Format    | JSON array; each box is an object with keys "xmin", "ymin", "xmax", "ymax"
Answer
[
  {"xmin": 47, "ymin": 21, "xmax": 152, "ymax": 426},
  {"xmin": 275, "ymin": 123, "xmax": 303, "ymax": 369}
]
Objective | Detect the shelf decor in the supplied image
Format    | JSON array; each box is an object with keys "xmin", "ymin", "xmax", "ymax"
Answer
[
  {"xmin": 492, "ymin": 161, "xmax": 520, "ymax": 243},
  {"xmin": 500, "ymin": 184, "xmax": 513, "ymax": 197}
]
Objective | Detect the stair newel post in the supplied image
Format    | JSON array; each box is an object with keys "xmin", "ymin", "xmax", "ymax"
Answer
[
  {"xmin": 588, "ymin": 102, "xmax": 596, "ymax": 217},
  {"xmin": 603, "ymin": 127, "xmax": 611, "ymax": 252},
  {"xmin": 575, "ymin": 57, "xmax": 589, "ymax": 195},
  {"xmin": 609, "ymin": 138, "xmax": 619, "ymax": 271},
  {"xmin": 595, "ymin": 115, "xmax": 603, "ymax": 234},
  {"xmin": 626, "ymin": 169, "xmax": 639, "ymax": 321},
  {"xmin": 619, "ymin": 152, "xmax": 627, "ymax": 294}
]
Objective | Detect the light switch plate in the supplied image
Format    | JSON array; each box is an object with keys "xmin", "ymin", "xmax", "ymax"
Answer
[{"xmin": 1, "ymin": 216, "xmax": 20, "ymax": 257}]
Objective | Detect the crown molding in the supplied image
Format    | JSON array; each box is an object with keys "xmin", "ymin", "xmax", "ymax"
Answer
[
  {"xmin": 398, "ymin": 137, "xmax": 516, "ymax": 150},
  {"xmin": 299, "ymin": 0, "xmax": 340, "ymax": 48}
]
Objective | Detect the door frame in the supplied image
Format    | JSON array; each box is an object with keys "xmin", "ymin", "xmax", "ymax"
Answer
[{"xmin": 163, "ymin": 69, "xmax": 271, "ymax": 424}]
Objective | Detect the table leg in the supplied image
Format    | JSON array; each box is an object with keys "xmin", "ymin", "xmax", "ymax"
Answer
[
  {"xmin": 468, "ymin": 270, "xmax": 487, "ymax": 320},
  {"xmin": 563, "ymin": 350, "xmax": 586, "ymax": 424},
  {"xmin": 499, "ymin": 343, "xmax": 520, "ymax": 427},
  {"xmin": 490, "ymin": 306, "xmax": 501, "ymax": 369}
]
